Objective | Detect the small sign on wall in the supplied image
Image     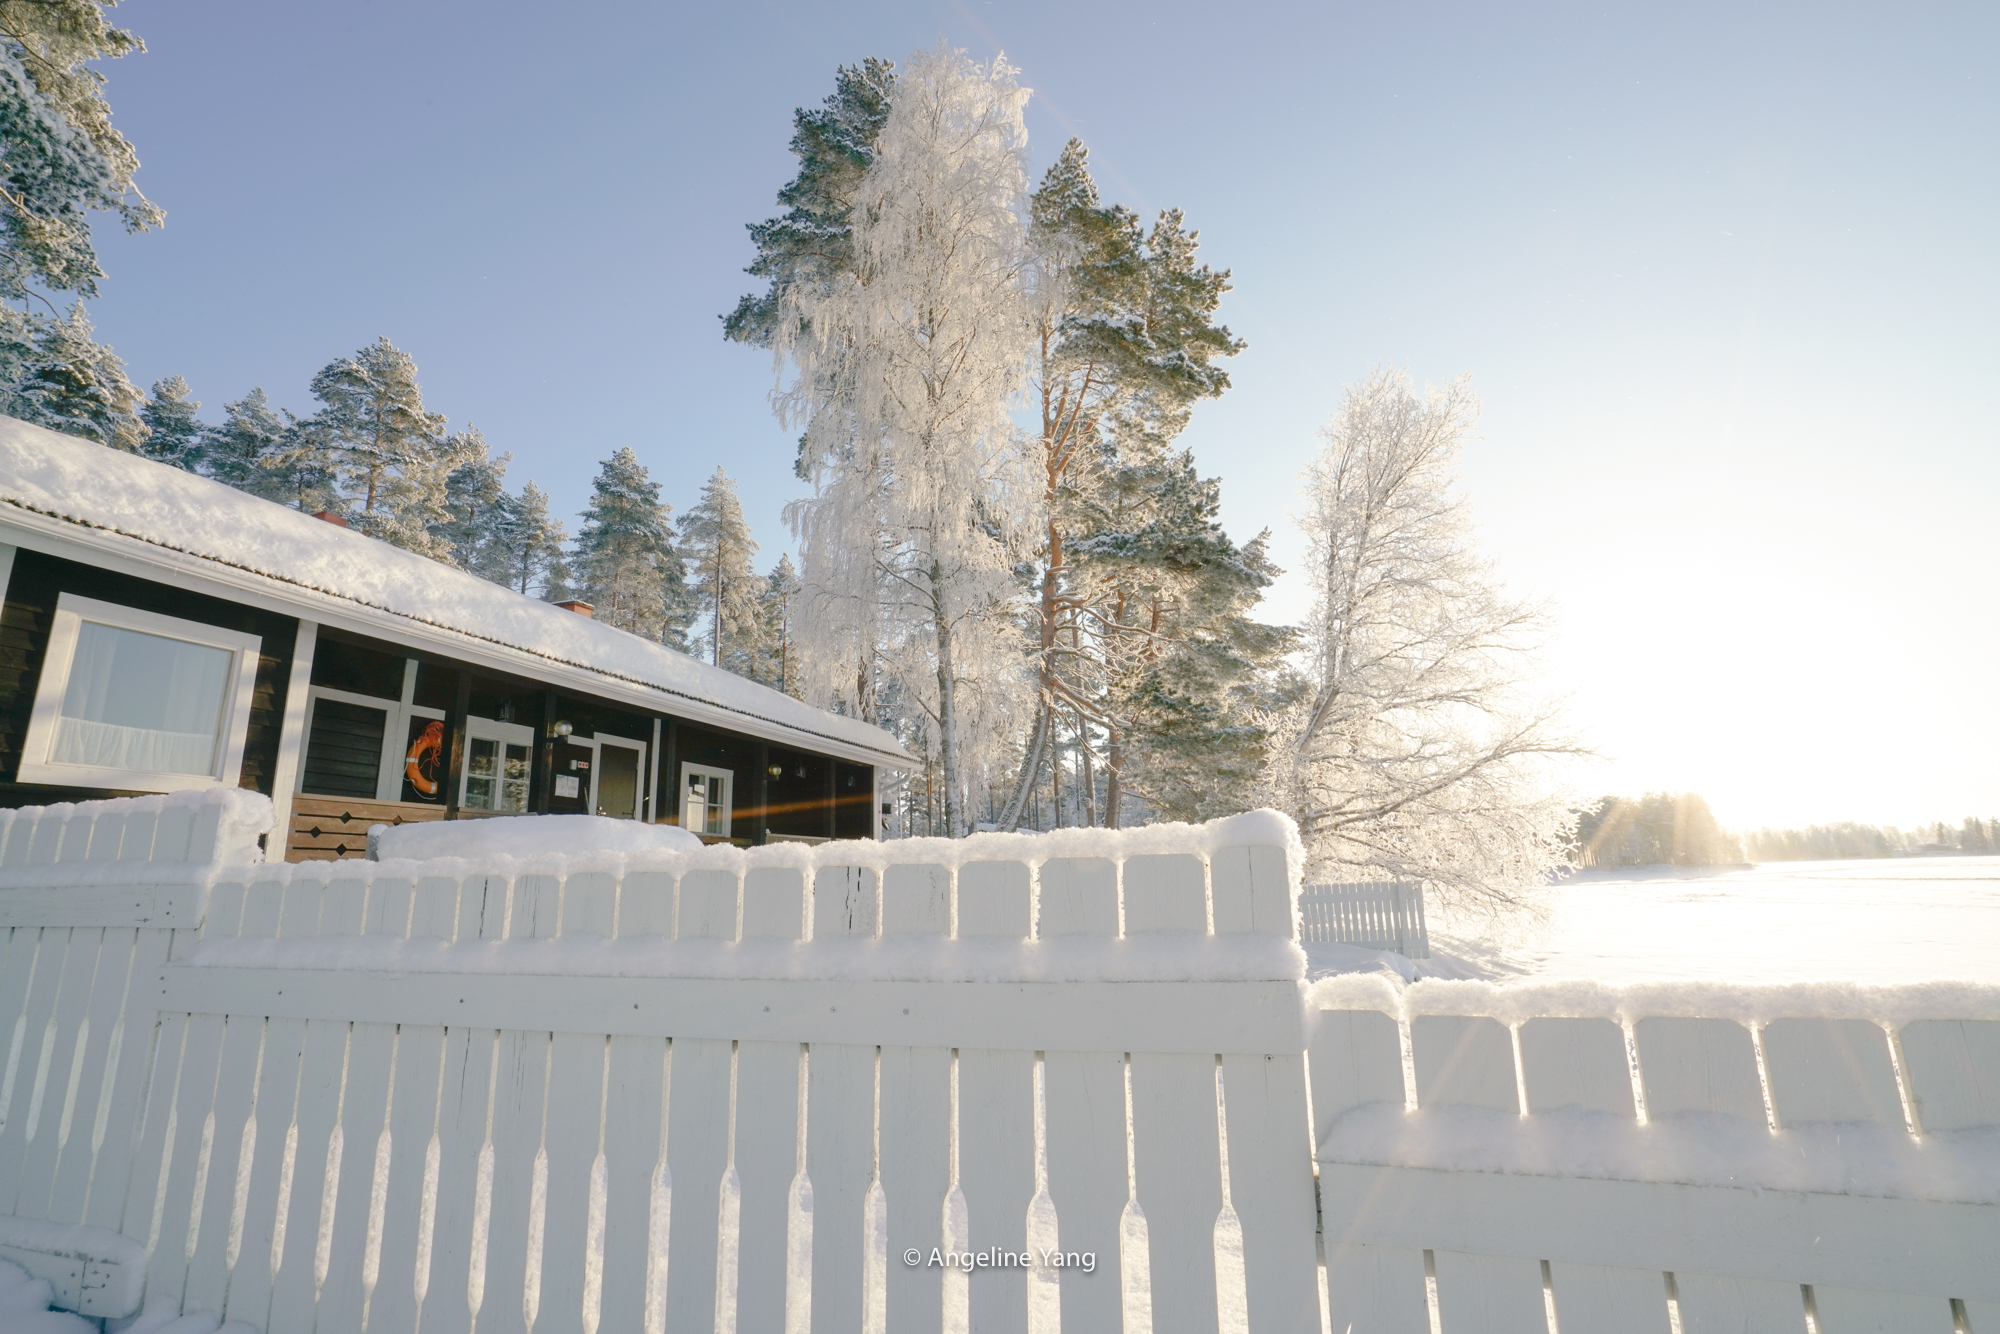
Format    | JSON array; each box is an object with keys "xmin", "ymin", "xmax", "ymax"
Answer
[{"xmin": 554, "ymin": 775, "xmax": 580, "ymax": 798}]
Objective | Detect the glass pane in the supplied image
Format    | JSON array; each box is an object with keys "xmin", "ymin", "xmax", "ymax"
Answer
[
  {"xmin": 465, "ymin": 737, "xmax": 498, "ymax": 809},
  {"xmin": 501, "ymin": 743, "xmax": 530, "ymax": 813},
  {"xmin": 52, "ymin": 620, "xmax": 233, "ymax": 775}
]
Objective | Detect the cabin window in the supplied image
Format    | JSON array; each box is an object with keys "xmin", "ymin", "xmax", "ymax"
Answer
[
  {"xmin": 299, "ymin": 657, "xmax": 446, "ymax": 805},
  {"xmin": 681, "ymin": 762, "xmax": 732, "ymax": 837},
  {"xmin": 18, "ymin": 593, "xmax": 261, "ymax": 792},
  {"xmin": 460, "ymin": 716, "xmax": 534, "ymax": 814}
]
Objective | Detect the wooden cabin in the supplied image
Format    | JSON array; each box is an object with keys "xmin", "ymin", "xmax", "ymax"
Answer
[{"xmin": 0, "ymin": 418, "xmax": 911, "ymax": 860}]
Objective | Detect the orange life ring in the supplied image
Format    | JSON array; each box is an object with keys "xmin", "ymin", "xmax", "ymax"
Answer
[{"xmin": 405, "ymin": 720, "xmax": 445, "ymax": 798}]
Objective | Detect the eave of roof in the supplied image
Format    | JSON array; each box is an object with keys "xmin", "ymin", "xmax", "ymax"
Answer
[{"xmin": 0, "ymin": 421, "xmax": 915, "ymax": 769}]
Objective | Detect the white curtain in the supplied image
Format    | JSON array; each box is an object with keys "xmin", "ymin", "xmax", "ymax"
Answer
[{"xmin": 52, "ymin": 621, "xmax": 232, "ymax": 776}]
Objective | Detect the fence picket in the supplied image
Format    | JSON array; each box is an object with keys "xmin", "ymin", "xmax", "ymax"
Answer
[
  {"xmin": 416, "ymin": 1026, "xmax": 497, "ymax": 1334},
  {"xmin": 1547, "ymin": 1261, "xmax": 1671, "ymax": 1334},
  {"xmin": 1810, "ymin": 1284, "xmax": 1955, "ymax": 1332},
  {"xmin": 1633, "ymin": 1018, "xmax": 1764, "ymax": 1121},
  {"xmin": 664, "ymin": 1037, "xmax": 731, "ymax": 1333},
  {"xmin": 47, "ymin": 927, "xmax": 138, "ymax": 1223},
  {"xmin": 1042, "ymin": 1049, "xmax": 1125, "ymax": 1334},
  {"xmin": 1897, "ymin": 1020, "xmax": 2000, "ymax": 1132},
  {"xmin": 806, "ymin": 1042, "xmax": 875, "ymax": 1334},
  {"xmin": 179, "ymin": 1012, "xmax": 266, "ymax": 1318},
  {"xmin": 1761, "ymin": 1019, "xmax": 1902, "ymax": 1128},
  {"xmin": 479, "ymin": 1027, "xmax": 551, "ymax": 1334},
  {"xmin": 1432, "ymin": 1250, "xmax": 1548, "ymax": 1334},
  {"xmin": 734, "ymin": 1040, "xmax": 802, "ymax": 1333},
  {"xmin": 1306, "ymin": 1009, "xmax": 1405, "ymax": 1144},
  {"xmin": 8, "ymin": 927, "xmax": 100, "ymax": 1217},
  {"xmin": 265, "ymin": 1018, "xmax": 353, "ymax": 1334},
  {"xmin": 1130, "ymin": 1051, "xmax": 1223, "ymax": 1334},
  {"xmin": 1219, "ymin": 1052, "xmax": 1319, "ymax": 1332},
  {"xmin": 879, "ymin": 1043, "xmax": 951, "ymax": 1334},
  {"xmin": 140, "ymin": 1011, "xmax": 226, "ymax": 1320},
  {"xmin": 537, "ymin": 1029, "xmax": 608, "ymax": 1334},
  {"xmin": 366, "ymin": 1023, "xmax": 447, "ymax": 1333},
  {"xmin": 958, "ymin": 1047, "xmax": 1034, "ymax": 1330},
  {"xmin": 315, "ymin": 1021, "xmax": 398, "ymax": 1334},
  {"xmin": 219, "ymin": 1014, "xmax": 305, "ymax": 1330},
  {"xmin": 1322, "ymin": 1243, "xmax": 1431, "ymax": 1334},
  {"xmin": 596, "ymin": 1034, "xmax": 667, "ymax": 1334},
  {"xmin": 0, "ymin": 926, "xmax": 72, "ymax": 1208},
  {"xmin": 1673, "ymin": 1272, "xmax": 1807, "ymax": 1333},
  {"xmin": 1519, "ymin": 1018, "xmax": 1636, "ymax": 1117},
  {"xmin": 1412, "ymin": 1016, "xmax": 1518, "ymax": 1112}
]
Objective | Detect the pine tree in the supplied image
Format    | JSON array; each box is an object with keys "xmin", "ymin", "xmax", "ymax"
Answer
[
  {"xmin": 573, "ymin": 447, "xmax": 693, "ymax": 648},
  {"xmin": 997, "ymin": 142, "xmax": 1244, "ymax": 829},
  {"xmin": 433, "ymin": 428, "xmax": 513, "ymax": 575},
  {"xmin": 490, "ymin": 480, "xmax": 569, "ymax": 597},
  {"xmin": 0, "ymin": 2, "xmax": 162, "ymax": 403},
  {"xmin": 677, "ymin": 467, "xmax": 763, "ymax": 673},
  {"xmin": 303, "ymin": 337, "xmax": 449, "ymax": 519},
  {"xmin": 139, "ymin": 375, "xmax": 202, "ymax": 470},
  {"xmin": 723, "ymin": 57, "xmax": 895, "ymax": 356},
  {"xmin": 758, "ymin": 554, "xmax": 802, "ymax": 696},
  {"xmin": 218, "ymin": 389, "xmax": 338, "ymax": 512},
  {"xmin": 4, "ymin": 301, "xmax": 146, "ymax": 449}
]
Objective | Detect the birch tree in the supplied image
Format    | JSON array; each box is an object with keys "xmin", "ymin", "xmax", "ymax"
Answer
[
  {"xmin": 1265, "ymin": 368, "xmax": 1582, "ymax": 909},
  {"xmin": 772, "ymin": 44, "xmax": 1034, "ymax": 836}
]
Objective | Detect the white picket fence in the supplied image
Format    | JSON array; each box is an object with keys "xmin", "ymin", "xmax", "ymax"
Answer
[
  {"xmin": 0, "ymin": 794, "xmax": 1993, "ymax": 1333},
  {"xmin": 1297, "ymin": 882, "xmax": 1429, "ymax": 959}
]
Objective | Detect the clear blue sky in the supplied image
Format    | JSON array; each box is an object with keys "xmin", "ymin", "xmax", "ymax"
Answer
[{"xmin": 82, "ymin": 0, "xmax": 1997, "ymax": 830}]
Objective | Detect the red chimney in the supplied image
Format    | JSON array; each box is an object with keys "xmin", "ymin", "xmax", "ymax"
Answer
[
  {"xmin": 312, "ymin": 510, "xmax": 350, "ymax": 528},
  {"xmin": 555, "ymin": 599, "xmax": 595, "ymax": 618}
]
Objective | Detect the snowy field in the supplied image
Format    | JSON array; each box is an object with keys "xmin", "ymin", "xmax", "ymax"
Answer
[{"xmin": 1429, "ymin": 854, "xmax": 2000, "ymax": 984}]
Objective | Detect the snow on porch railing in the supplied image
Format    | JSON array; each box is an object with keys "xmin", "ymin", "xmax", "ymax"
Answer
[
  {"xmin": 1305, "ymin": 974, "xmax": 2000, "ymax": 1333},
  {"xmin": 0, "ymin": 803, "xmax": 1321, "ymax": 1333},
  {"xmin": 1298, "ymin": 880, "xmax": 1429, "ymax": 958}
]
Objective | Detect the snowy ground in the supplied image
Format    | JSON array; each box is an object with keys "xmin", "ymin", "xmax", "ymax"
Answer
[{"xmin": 1412, "ymin": 854, "xmax": 2000, "ymax": 985}]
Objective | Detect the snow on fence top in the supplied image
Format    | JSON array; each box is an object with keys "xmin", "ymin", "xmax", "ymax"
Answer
[
  {"xmin": 0, "ymin": 787, "xmax": 272, "ymax": 881},
  {"xmin": 186, "ymin": 808, "xmax": 1307, "ymax": 984},
  {"xmin": 0, "ymin": 417, "xmax": 908, "ymax": 764}
]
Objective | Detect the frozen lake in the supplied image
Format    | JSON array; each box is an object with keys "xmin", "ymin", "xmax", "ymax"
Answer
[{"xmin": 1437, "ymin": 855, "xmax": 2000, "ymax": 984}]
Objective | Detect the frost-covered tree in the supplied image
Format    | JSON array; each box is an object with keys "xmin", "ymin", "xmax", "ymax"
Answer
[
  {"xmin": 425, "ymin": 427, "xmax": 516, "ymax": 574},
  {"xmin": 213, "ymin": 388, "xmax": 338, "ymax": 512},
  {"xmin": 573, "ymin": 447, "xmax": 692, "ymax": 648},
  {"xmin": 138, "ymin": 374, "xmax": 200, "ymax": 470},
  {"xmin": 302, "ymin": 337, "xmax": 448, "ymax": 519},
  {"xmin": 676, "ymin": 466, "xmax": 763, "ymax": 672},
  {"xmin": 995, "ymin": 140, "xmax": 1245, "ymax": 828},
  {"xmin": 1263, "ymin": 368, "xmax": 1583, "ymax": 910},
  {"xmin": 758, "ymin": 553, "xmax": 802, "ymax": 696},
  {"xmin": 723, "ymin": 57, "xmax": 895, "ymax": 358},
  {"xmin": 3, "ymin": 300, "xmax": 144, "ymax": 447},
  {"xmin": 772, "ymin": 44, "xmax": 1035, "ymax": 836},
  {"xmin": 0, "ymin": 1, "xmax": 161, "ymax": 399},
  {"xmin": 486, "ymin": 480, "xmax": 568, "ymax": 597}
]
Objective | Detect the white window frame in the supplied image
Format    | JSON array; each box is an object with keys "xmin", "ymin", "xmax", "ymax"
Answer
[
  {"xmin": 18, "ymin": 593, "xmax": 263, "ymax": 793},
  {"xmin": 588, "ymin": 733, "xmax": 647, "ymax": 820},
  {"xmin": 459, "ymin": 715, "xmax": 536, "ymax": 812},
  {"xmin": 680, "ymin": 761, "xmax": 733, "ymax": 837},
  {"xmin": 298, "ymin": 675, "xmax": 445, "ymax": 805}
]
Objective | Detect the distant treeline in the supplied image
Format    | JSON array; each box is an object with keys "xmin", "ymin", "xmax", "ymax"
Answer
[
  {"xmin": 1574, "ymin": 796, "xmax": 1998, "ymax": 866},
  {"xmin": 1742, "ymin": 817, "xmax": 1996, "ymax": 861}
]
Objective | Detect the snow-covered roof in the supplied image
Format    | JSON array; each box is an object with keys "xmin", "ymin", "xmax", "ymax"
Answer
[{"xmin": 0, "ymin": 418, "xmax": 913, "ymax": 767}]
